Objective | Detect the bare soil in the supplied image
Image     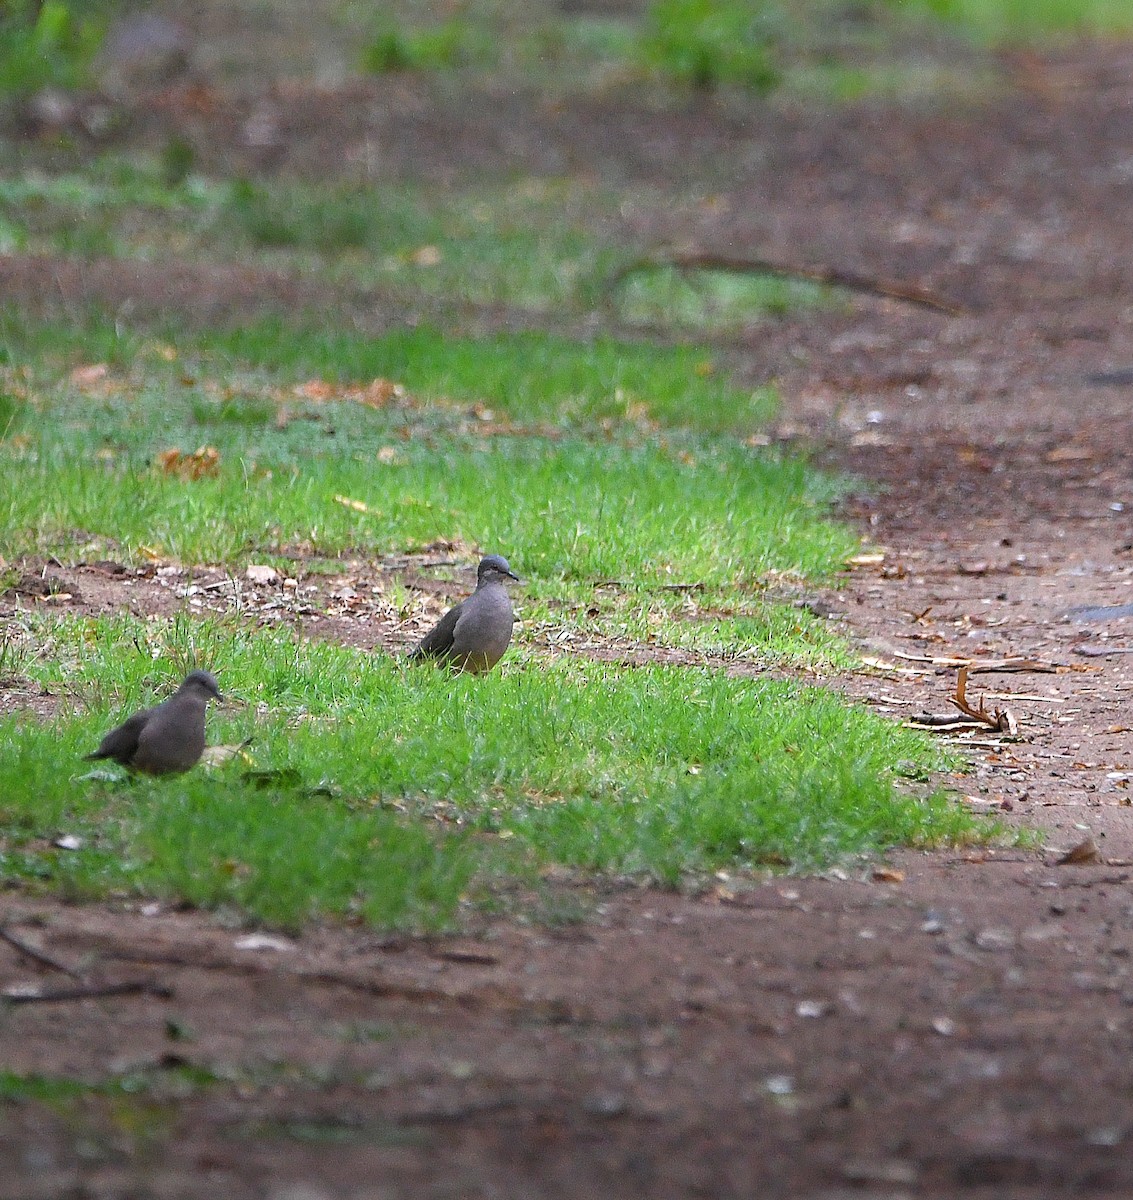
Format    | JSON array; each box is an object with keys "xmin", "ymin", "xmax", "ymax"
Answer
[{"xmin": 7, "ymin": 34, "xmax": 1133, "ymax": 1200}]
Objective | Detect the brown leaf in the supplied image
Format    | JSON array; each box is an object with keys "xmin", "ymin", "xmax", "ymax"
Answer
[
  {"xmin": 297, "ymin": 379, "xmax": 337, "ymax": 401},
  {"xmin": 200, "ymin": 743, "xmax": 253, "ymax": 768},
  {"xmin": 69, "ymin": 363, "xmax": 109, "ymax": 388},
  {"xmin": 1045, "ymin": 445, "xmax": 1095, "ymax": 463},
  {"xmin": 1055, "ymin": 837, "xmax": 1103, "ymax": 865},
  {"xmin": 872, "ymin": 867, "xmax": 905, "ymax": 884},
  {"xmin": 156, "ymin": 446, "xmax": 220, "ymax": 480},
  {"xmin": 353, "ymin": 378, "xmax": 405, "ymax": 408},
  {"xmin": 956, "ymin": 447, "xmax": 996, "ymax": 470}
]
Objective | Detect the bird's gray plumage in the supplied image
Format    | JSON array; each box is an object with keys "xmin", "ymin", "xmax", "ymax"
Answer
[
  {"xmin": 409, "ymin": 554, "xmax": 519, "ymax": 674},
  {"xmin": 85, "ymin": 669, "xmax": 224, "ymax": 775}
]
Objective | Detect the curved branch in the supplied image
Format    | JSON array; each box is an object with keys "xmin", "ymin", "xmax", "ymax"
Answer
[{"xmin": 606, "ymin": 251, "xmax": 970, "ymax": 317}]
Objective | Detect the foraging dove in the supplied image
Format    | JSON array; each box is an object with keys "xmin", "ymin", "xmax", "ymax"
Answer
[
  {"xmin": 85, "ymin": 669, "xmax": 224, "ymax": 775},
  {"xmin": 409, "ymin": 554, "xmax": 520, "ymax": 673}
]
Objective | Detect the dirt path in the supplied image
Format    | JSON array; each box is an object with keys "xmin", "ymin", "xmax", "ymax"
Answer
[{"xmin": 7, "ymin": 40, "xmax": 1133, "ymax": 1200}]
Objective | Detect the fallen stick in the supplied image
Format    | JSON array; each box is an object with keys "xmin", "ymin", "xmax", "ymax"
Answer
[
  {"xmin": 0, "ymin": 925, "xmax": 84, "ymax": 981},
  {"xmin": 950, "ymin": 665, "xmax": 1019, "ymax": 735},
  {"xmin": 891, "ymin": 651, "xmax": 1060, "ymax": 673},
  {"xmin": 4, "ymin": 979, "xmax": 172, "ymax": 1005},
  {"xmin": 606, "ymin": 251, "xmax": 970, "ymax": 316}
]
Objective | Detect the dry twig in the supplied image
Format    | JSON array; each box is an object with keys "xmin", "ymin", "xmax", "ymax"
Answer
[
  {"xmin": 605, "ymin": 251, "xmax": 970, "ymax": 316},
  {"xmin": 4, "ymin": 979, "xmax": 172, "ymax": 1005},
  {"xmin": 906, "ymin": 666, "xmax": 1021, "ymax": 735},
  {"xmin": 0, "ymin": 925, "xmax": 83, "ymax": 981},
  {"xmin": 949, "ymin": 665, "xmax": 1019, "ymax": 735}
]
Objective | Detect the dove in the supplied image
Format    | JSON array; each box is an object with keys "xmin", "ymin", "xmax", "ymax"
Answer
[
  {"xmin": 409, "ymin": 555, "xmax": 519, "ymax": 674},
  {"xmin": 85, "ymin": 669, "xmax": 223, "ymax": 775}
]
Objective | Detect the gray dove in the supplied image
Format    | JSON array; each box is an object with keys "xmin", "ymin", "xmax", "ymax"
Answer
[
  {"xmin": 409, "ymin": 555, "xmax": 519, "ymax": 673},
  {"xmin": 85, "ymin": 669, "xmax": 224, "ymax": 775}
]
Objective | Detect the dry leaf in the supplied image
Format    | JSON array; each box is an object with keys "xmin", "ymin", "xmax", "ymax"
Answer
[
  {"xmin": 234, "ymin": 933, "xmax": 294, "ymax": 952},
  {"xmin": 353, "ymin": 378, "xmax": 405, "ymax": 408},
  {"xmin": 333, "ymin": 494, "xmax": 371, "ymax": 513},
  {"xmin": 297, "ymin": 379, "xmax": 337, "ymax": 401},
  {"xmin": 956, "ymin": 446, "xmax": 995, "ymax": 469},
  {"xmin": 156, "ymin": 446, "xmax": 220, "ymax": 480},
  {"xmin": 69, "ymin": 363, "xmax": 109, "ymax": 388},
  {"xmin": 297, "ymin": 377, "xmax": 406, "ymax": 408},
  {"xmin": 1055, "ymin": 837, "xmax": 1103, "ymax": 865},
  {"xmin": 245, "ymin": 564, "xmax": 279, "ymax": 585},
  {"xmin": 1045, "ymin": 445, "xmax": 1095, "ymax": 463},
  {"xmin": 201, "ymin": 743, "xmax": 254, "ymax": 767},
  {"xmin": 872, "ymin": 866, "xmax": 905, "ymax": 884},
  {"xmin": 410, "ymin": 244, "xmax": 442, "ymax": 267}
]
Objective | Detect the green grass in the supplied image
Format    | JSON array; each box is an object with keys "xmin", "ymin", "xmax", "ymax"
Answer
[
  {"xmin": 612, "ymin": 264, "xmax": 837, "ymax": 329},
  {"xmin": 0, "ymin": 309, "xmax": 998, "ymax": 929},
  {"xmin": 0, "ymin": 614, "xmax": 989, "ymax": 930},
  {"xmin": 360, "ymin": 16, "xmax": 496, "ymax": 74},
  {"xmin": 0, "ymin": 158, "xmax": 846, "ymax": 328},
  {"xmin": 0, "ymin": 316, "xmax": 843, "ymax": 594},
  {"xmin": 342, "ymin": 0, "xmax": 1133, "ymax": 112},
  {"xmin": 640, "ymin": 0, "xmax": 783, "ymax": 91},
  {"xmin": 0, "ymin": 312, "xmax": 774, "ymax": 430},
  {"xmin": 0, "ymin": 163, "xmax": 629, "ymax": 321},
  {"xmin": 886, "ymin": 0, "xmax": 1133, "ymax": 40},
  {"xmin": 0, "ymin": 1063, "xmax": 220, "ymax": 1106},
  {"xmin": 0, "ymin": 1, "xmax": 109, "ymax": 99}
]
